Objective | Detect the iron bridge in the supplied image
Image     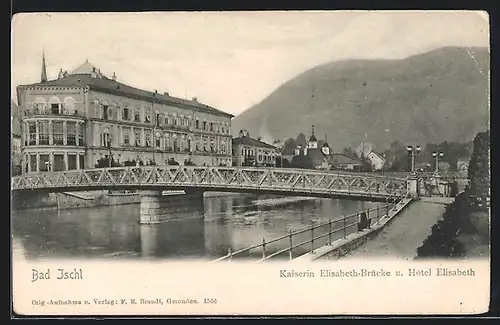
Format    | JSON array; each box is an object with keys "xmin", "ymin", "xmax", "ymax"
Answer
[{"xmin": 11, "ymin": 166, "xmax": 408, "ymax": 201}]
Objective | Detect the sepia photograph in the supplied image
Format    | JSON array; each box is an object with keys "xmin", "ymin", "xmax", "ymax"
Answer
[{"xmin": 11, "ymin": 10, "xmax": 490, "ymax": 316}]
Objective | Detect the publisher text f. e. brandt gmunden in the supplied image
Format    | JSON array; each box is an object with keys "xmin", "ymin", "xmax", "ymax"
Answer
[{"xmin": 279, "ymin": 267, "xmax": 476, "ymax": 278}]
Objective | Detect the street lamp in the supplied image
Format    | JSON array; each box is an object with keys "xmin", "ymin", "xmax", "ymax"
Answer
[
  {"xmin": 406, "ymin": 145, "xmax": 421, "ymax": 173},
  {"xmin": 107, "ymin": 134, "xmax": 113, "ymax": 168},
  {"xmin": 44, "ymin": 160, "xmax": 52, "ymax": 172},
  {"xmin": 432, "ymin": 151, "xmax": 444, "ymax": 173}
]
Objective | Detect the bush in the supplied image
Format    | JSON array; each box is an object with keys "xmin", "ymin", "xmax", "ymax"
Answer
[{"xmin": 416, "ymin": 191, "xmax": 471, "ymax": 258}]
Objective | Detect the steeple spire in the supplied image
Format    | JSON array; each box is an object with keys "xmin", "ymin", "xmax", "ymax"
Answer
[
  {"xmin": 41, "ymin": 50, "xmax": 47, "ymax": 83},
  {"xmin": 312, "ymin": 124, "xmax": 315, "ymax": 137}
]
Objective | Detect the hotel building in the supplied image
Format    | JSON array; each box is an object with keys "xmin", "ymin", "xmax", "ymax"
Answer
[{"xmin": 16, "ymin": 56, "xmax": 234, "ymax": 174}]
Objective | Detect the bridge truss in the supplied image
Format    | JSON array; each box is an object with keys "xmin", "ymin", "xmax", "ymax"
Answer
[{"xmin": 11, "ymin": 166, "xmax": 408, "ymax": 200}]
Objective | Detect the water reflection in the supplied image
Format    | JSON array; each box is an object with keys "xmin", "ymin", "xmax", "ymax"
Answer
[{"xmin": 12, "ymin": 193, "xmax": 379, "ymax": 261}]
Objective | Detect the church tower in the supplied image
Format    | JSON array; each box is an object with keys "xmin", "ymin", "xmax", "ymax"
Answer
[
  {"xmin": 322, "ymin": 134, "xmax": 330, "ymax": 155},
  {"xmin": 307, "ymin": 125, "xmax": 318, "ymax": 149},
  {"xmin": 41, "ymin": 50, "xmax": 47, "ymax": 83}
]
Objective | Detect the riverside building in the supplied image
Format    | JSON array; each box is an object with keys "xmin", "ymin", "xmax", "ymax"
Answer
[{"xmin": 16, "ymin": 55, "xmax": 234, "ymax": 174}]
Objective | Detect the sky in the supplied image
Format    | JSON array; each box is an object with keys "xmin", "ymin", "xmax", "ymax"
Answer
[{"xmin": 11, "ymin": 11, "xmax": 489, "ymax": 116}]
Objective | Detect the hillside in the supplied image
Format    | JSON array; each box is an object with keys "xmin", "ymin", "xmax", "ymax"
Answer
[{"xmin": 231, "ymin": 46, "xmax": 490, "ymax": 151}]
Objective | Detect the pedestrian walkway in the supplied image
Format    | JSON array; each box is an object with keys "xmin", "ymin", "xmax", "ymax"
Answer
[{"xmin": 336, "ymin": 196, "xmax": 453, "ymax": 260}]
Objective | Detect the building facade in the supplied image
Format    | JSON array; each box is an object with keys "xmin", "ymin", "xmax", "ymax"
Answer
[
  {"xmin": 232, "ymin": 131, "xmax": 277, "ymax": 167},
  {"xmin": 16, "ymin": 58, "xmax": 234, "ymax": 174},
  {"xmin": 11, "ymin": 100, "xmax": 22, "ymax": 174},
  {"xmin": 366, "ymin": 151, "xmax": 386, "ymax": 171}
]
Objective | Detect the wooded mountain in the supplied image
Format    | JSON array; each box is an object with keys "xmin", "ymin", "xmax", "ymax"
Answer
[{"xmin": 231, "ymin": 46, "xmax": 489, "ymax": 152}]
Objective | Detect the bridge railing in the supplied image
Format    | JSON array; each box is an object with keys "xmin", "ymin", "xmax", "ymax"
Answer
[{"xmin": 211, "ymin": 195, "xmax": 405, "ymax": 263}]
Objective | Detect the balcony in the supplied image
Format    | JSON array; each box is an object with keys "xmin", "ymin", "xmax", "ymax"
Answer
[{"xmin": 23, "ymin": 108, "xmax": 85, "ymax": 118}]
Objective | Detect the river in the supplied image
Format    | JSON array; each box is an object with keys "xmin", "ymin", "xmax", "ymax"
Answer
[{"xmin": 12, "ymin": 193, "xmax": 381, "ymax": 261}]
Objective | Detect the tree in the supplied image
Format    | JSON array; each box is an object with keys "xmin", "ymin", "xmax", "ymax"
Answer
[
  {"xmin": 275, "ymin": 156, "xmax": 291, "ymax": 168},
  {"xmin": 468, "ymin": 130, "xmax": 490, "ymax": 199},
  {"xmin": 291, "ymin": 154, "xmax": 313, "ymax": 169},
  {"xmin": 341, "ymin": 147, "xmax": 357, "ymax": 159},
  {"xmin": 283, "ymin": 138, "xmax": 297, "ymax": 153},
  {"xmin": 296, "ymin": 133, "xmax": 307, "ymax": 148}
]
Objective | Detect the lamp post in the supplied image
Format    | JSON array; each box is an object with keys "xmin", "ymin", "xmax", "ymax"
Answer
[
  {"xmin": 432, "ymin": 151, "xmax": 444, "ymax": 173},
  {"xmin": 107, "ymin": 134, "xmax": 113, "ymax": 168},
  {"xmin": 406, "ymin": 145, "xmax": 421, "ymax": 174},
  {"xmin": 44, "ymin": 160, "xmax": 52, "ymax": 172}
]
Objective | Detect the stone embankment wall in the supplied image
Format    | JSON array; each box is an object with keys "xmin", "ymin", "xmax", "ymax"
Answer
[{"xmin": 11, "ymin": 191, "xmax": 141, "ymax": 211}]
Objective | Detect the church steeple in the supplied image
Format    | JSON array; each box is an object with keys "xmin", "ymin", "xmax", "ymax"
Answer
[
  {"xmin": 41, "ymin": 50, "xmax": 47, "ymax": 83},
  {"xmin": 307, "ymin": 124, "xmax": 318, "ymax": 149}
]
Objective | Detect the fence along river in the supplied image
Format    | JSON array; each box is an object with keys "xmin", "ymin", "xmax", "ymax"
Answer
[{"xmin": 12, "ymin": 193, "xmax": 389, "ymax": 261}]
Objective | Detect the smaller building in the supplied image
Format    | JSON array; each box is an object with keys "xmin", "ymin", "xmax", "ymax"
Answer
[
  {"xmin": 330, "ymin": 154, "xmax": 363, "ymax": 171},
  {"xmin": 366, "ymin": 151, "xmax": 386, "ymax": 171},
  {"xmin": 232, "ymin": 133, "xmax": 277, "ymax": 167}
]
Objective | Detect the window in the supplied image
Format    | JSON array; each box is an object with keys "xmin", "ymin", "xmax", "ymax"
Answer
[
  {"xmin": 187, "ymin": 138, "xmax": 192, "ymax": 152},
  {"xmin": 123, "ymin": 107, "xmax": 129, "ymax": 120},
  {"xmin": 155, "ymin": 132, "xmax": 161, "ymax": 148},
  {"xmin": 79, "ymin": 154, "xmax": 85, "ymax": 169},
  {"xmin": 145, "ymin": 107, "xmax": 151, "ymax": 123},
  {"xmin": 51, "ymin": 103, "xmax": 60, "ymax": 115},
  {"xmin": 39, "ymin": 154, "xmax": 50, "ymax": 171},
  {"xmin": 28, "ymin": 122, "xmax": 36, "ymax": 145},
  {"xmin": 68, "ymin": 155, "xmax": 77, "ymax": 170},
  {"xmin": 210, "ymin": 122, "xmax": 214, "ymax": 132},
  {"xmin": 156, "ymin": 114, "xmax": 160, "ymax": 127},
  {"xmin": 38, "ymin": 121, "xmax": 49, "ymax": 145},
  {"xmin": 53, "ymin": 154, "xmax": 64, "ymax": 171},
  {"xmin": 123, "ymin": 127, "xmax": 130, "ymax": 145},
  {"xmin": 134, "ymin": 108, "xmax": 140, "ymax": 122},
  {"xmin": 102, "ymin": 105, "xmax": 109, "ymax": 120},
  {"xmin": 134, "ymin": 129, "xmax": 141, "ymax": 146},
  {"xmin": 78, "ymin": 126, "xmax": 85, "ymax": 146},
  {"xmin": 101, "ymin": 130, "xmax": 111, "ymax": 147},
  {"xmin": 203, "ymin": 121, "xmax": 207, "ymax": 130},
  {"xmin": 64, "ymin": 98, "xmax": 75, "ymax": 115},
  {"xmin": 53, "ymin": 121, "xmax": 64, "ymax": 145},
  {"xmin": 195, "ymin": 120, "xmax": 200, "ymax": 129},
  {"xmin": 29, "ymin": 154, "xmax": 36, "ymax": 172},
  {"xmin": 67, "ymin": 122, "xmax": 76, "ymax": 145},
  {"xmin": 145, "ymin": 130, "xmax": 152, "ymax": 147}
]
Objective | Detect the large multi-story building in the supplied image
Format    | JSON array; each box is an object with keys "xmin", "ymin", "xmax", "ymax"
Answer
[
  {"xmin": 16, "ymin": 56, "xmax": 234, "ymax": 174},
  {"xmin": 232, "ymin": 130, "xmax": 277, "ymax": 167}
]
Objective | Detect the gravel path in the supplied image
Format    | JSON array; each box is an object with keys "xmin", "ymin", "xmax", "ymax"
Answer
[{"xmin": 336, "ymin": 197, "xmax": 453, "ymax": 260}]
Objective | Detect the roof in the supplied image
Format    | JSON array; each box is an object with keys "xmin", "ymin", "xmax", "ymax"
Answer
[
  {"xmin": 11, "ymin": 100, "xmax": 21, "ymax": 137},
  {"xmin": 368, "ymin": 151, "xmax": 386, "ymax": 161},
  {"xmin": 71, "ymin": 60, "xmax": 98, "ymax": 74},
  {"xmin": 18, "ymin": 62, "xmax": 234, "ymax": 118},
  {"xmin": 232, "ymin": 136, "xmax": 276, "ymax": 149},
  {"xmin": 330, "ymin": 154, "xmax": 363, "ymax": 165},
  {"xmin": 309, "ymin": 134, "xmax": 317, "ymax": 142}
]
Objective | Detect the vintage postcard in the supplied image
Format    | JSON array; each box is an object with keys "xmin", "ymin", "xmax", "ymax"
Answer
[{"xmin": 11, "ymin": 11, "xmax": 490, "ymax": 316}]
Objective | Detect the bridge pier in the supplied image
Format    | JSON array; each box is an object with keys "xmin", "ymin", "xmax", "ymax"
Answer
[
  {"xmin": 139, "ymin": 190, "xmax": 164, "ymax": 224},
  {"xmin": 139, "ymin": 189, "xmax": 205, "ymax": 224},
  {"xmin": 406, "ymin": 176, "xmax": 420, "ymax": 199}
]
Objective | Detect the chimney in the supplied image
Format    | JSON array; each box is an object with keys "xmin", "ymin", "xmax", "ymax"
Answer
[
  {"xmin": 58, "ymin": 68, "xmax": 64, "ymax": 79},
  {"xmin": 112, "ymin": 72, "xmax": 116, "ymax": 81},
  {"xmin": 192, "ymin": 97, "xmax": 198, "ymax": 103},
  {"xmin": 163, "ymin": 92, "xmax": 169, "ymax": 96},
  {"xmin": 92, "ymin": 67, "xmax": 96, "ymax": 72},
  {"xmin": 63, "ymin": 70, "xmax": 69, "ymax": 77}
]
